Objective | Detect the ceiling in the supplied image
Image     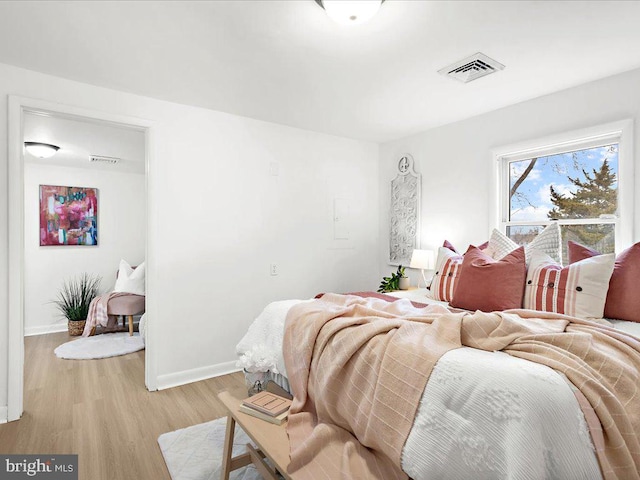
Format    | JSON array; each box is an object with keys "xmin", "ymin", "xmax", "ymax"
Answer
[
  {"xmin": 24, "ymin": 112, "xmax": 145, "ymax": 174},
  {"xmin": 2, "ymin": 1, "xmax": 640, "ymax": 143}
]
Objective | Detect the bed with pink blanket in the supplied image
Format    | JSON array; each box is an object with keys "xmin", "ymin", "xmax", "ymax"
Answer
[{"xmin": 236, "ymin": 291, "xmax": 640, "ymax": 479}]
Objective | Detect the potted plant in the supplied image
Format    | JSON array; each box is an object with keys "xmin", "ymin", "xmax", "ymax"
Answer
[
  {"xmin": 377, "ymin": 265, "xmax": 409, "ymax": 293},
  {"xmin": 52, "ymin": 273, "xmax": 102, "ymax": 336}
]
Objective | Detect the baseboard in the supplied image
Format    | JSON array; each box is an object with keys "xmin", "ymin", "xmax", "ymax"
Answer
[
  {"xmin": 25, "ymin": 323, "xmax": 68, "ymax": 337},
  {"xmin": 156, "ymin": 361, "xmax": 242, "ymax": 391},
  {"xmin": 0, "ymin": 406, "xmax": 8, "ymax": 424}
]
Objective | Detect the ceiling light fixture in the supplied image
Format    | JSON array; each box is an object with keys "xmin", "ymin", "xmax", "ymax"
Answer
[
  {"xmin": 315, "ymin": 0, "xmax": 384, "ymax": 25},
  {"xmin": 24, "ymin": 141, "xmax": 60, "ymax": 159}
]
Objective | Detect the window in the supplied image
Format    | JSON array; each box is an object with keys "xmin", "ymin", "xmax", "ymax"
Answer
[{"xmin": 494, "ymin": 121, "xmax": 633, "ymax": 264}]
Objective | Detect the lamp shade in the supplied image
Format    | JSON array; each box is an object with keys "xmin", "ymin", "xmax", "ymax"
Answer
[
  {"xmin": 321, "ymin": 0, "xmax": 383, "ymax": 25},
  {"xmin": 24, "ymin": 142, "xmax": 60, "ymax": 159},
  {"xmin": 410, "ymin": 249, "xmax": 435, "ymax": 270}
]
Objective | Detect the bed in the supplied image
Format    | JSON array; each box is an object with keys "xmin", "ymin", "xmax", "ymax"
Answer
[
  {"xmin": 235, "ymin": 235, "xmax": 640, "ymax": 479},
  {"xmin": 237, "ymin": 293, "xmax": 639, "ymax": 479}
]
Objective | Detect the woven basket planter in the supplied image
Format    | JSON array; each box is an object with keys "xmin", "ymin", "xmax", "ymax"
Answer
[{"xmin": 68, "ymin": 319, "xmax": 86, "ymax": 336}]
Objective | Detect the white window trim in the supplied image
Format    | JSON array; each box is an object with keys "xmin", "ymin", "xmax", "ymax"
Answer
[{"xmin": 490, "ymin": 119, "xmax": 634, "ymax": 253}]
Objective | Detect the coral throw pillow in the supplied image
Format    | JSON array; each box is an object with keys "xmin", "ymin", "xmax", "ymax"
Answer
[
  {"xmin": 568, "ymin": 241, "xmax": 640, "ymax": 322},
  {"xmin": 442, "ymin": 239, "xmax": 459, "ymax": 253},
  {"xmin": 524, "ymin": 250, "xmax": 615, "ymax": 319},
  {"xmin": 450, "ymin": 246, "xmax": 526, "ymax": 312},
  {"xmin": 430, "ymin": 247, "xmax": 464, "ymax": 302},
  {"xmin": 442, "ymin": 239, "xmax": 488, "ymax": 254}
]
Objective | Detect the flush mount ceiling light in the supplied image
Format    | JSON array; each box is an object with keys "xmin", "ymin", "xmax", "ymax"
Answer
[
  {"xmin": 315, "ymin": 0, "xmax": 384, "ymax": 25},
  {"xmin": 24, "ymin": 141, "xmax": 60, "ymax": 159}
]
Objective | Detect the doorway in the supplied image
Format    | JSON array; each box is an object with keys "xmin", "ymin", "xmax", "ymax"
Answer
[{"xmin": 7, "ymin": 96, "xmax": 157, "ymax": 422}]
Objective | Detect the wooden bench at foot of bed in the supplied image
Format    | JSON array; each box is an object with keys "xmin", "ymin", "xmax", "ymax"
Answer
[{"xmin": 218, "ymin": 390, "xmax": 291, "ymax": 480}]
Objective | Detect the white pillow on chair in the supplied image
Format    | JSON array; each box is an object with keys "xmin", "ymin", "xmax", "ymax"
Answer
[{"xmin": 114, "ymin": 260, "xmax": 146, "ymax": 295}]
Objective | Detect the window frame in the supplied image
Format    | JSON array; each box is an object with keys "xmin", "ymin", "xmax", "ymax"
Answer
[{"xmin": 491, "ymin": 120, "xmax": 634, "ymax": 253}]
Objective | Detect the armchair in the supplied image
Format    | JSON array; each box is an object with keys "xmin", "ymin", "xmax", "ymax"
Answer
[{"xmin": 107, "ymin": 262, "xmax": 145, "ymax": 336}]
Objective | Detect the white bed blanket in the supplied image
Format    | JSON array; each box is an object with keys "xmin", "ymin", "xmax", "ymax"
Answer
[
  {"xmin": 236, "ymin": 299, "xmax": 310, "ymax": 376},
  {"xmin": 404, "ymin": 347, "xmax": 601, "ymax": 479},
  {"xmin": 237, "ymin": 299, "xmax": 606, "ymax": 479}
]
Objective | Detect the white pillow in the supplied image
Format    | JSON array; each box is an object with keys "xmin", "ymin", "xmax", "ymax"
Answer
[
  {"xmin": 113, "ymin": 259, "xmax": 146, "ymax": 295},
  {"xmin": 523, "ymin": 250, "xmax": 615, "ymax": 319},
  {"xmin": 484, "ymin": 229, "xmax": 519, "ymax": 260},
  {"xmin": 485, "ymin": 223, "xmax": 562, "ymax": 264}
]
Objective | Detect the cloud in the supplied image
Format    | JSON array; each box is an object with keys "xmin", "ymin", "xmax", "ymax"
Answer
[
  {"xmin": 599, "ymin": 145, "xmax": 618, "ymax": 163},
  {"xmin": 538, "ymin": 182, "xmax": 574, "ymax": 204},
  {"xmin": 510, "ymin": 205, "xmax": 551, "ymax": 222},
  {"xmin": 510, "ymin": 160, "xmax": 541, "ymax": 180},
  {"xmin": 527, "ymin": 168, "xmax": 542, "ymax": 181},
  {"xmin": 510, "ymin": 161, "xmax": 542, "ymax": 187}
]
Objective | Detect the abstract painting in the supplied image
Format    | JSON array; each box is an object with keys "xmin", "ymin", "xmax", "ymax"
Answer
[{"xmin": 39, "ymin": 185, "xmax": 98, "ymax": 246}]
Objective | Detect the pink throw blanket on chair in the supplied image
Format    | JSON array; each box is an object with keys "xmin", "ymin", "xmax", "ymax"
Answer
[{"xmin": 81, "ymin": 292, "xmax": 131, "ymax": 336}]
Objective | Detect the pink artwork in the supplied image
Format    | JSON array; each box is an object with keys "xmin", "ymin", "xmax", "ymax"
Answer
[{"xmin": 39, "ymin": 185, "xmax": 98, "ymax": 246}]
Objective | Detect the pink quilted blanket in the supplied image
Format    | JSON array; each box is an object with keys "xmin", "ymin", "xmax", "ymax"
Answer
[{"xmin": 283, "ymin": 293, "xmax": 640, "ymax": 480}]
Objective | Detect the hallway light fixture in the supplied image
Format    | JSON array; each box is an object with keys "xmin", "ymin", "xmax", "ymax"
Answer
[
  {"xmin": 315, "ymin": 0, "xmax": 384, "ymax": 25},
  {"xmin": 24, "ymin": 141, "xmax": 60, "ymax": 159}
]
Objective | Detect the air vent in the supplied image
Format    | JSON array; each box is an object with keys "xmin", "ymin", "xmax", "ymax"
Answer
[
  {"xmin": 90, "ymin": 155, "xmax": 120, "ymax": 165},
  {"xmin": 438, "ymin": 52, "xmax": 505, "ymax": 83}
]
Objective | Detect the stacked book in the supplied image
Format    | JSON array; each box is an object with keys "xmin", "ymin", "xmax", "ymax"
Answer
[{"xmin": 240, "ymin": 390, "xmax": 292, "ymax": 425}]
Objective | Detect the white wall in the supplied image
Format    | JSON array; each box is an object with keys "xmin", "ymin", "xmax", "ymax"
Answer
[
  {"xmin": 0, "ymin": 61, "xmax": 379, "ymax": 415},
  {"xmin": 150, "ymin": 107, "xmax": 379, "ymax": 388},
  {"xmin": 24, "ymin": 163, "xmax": 146, "ymax": 335},
  {"xmin": 379, "ymin": 67, "xmax": 640, "ymax": 281}
]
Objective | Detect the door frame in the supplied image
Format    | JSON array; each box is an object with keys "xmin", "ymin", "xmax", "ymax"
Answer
[{"xmin": 7, "ymin": 95, "xmax": 158, "ymax": 422}]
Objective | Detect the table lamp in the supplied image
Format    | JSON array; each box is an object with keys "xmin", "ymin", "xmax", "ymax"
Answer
[{"xmin": 409, "ymin": 249, "xmax": 435, "ymax": 288}]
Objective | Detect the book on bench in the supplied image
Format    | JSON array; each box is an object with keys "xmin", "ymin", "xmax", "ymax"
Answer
[
  {"xmin": 238, "ymin": 404, "xmax": 288, "ymax": 425},
  {"xmin": 242, "ymin": 390, "xmax": 292, "ymax": 417}
]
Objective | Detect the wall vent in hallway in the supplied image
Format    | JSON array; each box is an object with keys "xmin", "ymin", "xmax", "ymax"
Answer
[{"xmin": 90, "ymin": 155, "xmax": 120, "ymax": 165}]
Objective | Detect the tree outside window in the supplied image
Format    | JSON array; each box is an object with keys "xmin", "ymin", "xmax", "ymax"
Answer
[{"xmin": 506, "ymin": 143, "xmax": 618, "ymax": 263}]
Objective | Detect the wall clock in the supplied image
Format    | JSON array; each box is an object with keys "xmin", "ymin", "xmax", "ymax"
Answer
[{"xmin": 398, "ymin": 156, "xmax": 410, "ymax": 173}]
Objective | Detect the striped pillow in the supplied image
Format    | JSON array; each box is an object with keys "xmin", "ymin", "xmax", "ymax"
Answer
[
  {"xmin": 429, "ymin": 247, "xmax": 463, "ymax": 302},
  {"xmin": 524, "ymin": 250, "xmax": 615, "ymax": 319}
]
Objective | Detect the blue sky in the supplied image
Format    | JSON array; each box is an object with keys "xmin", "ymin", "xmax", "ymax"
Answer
[{"xmin": 509, "ymin": 144, "xmax": 618, "ymax": 222}]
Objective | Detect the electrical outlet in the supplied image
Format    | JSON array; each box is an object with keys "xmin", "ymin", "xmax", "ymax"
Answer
[{"xmin": 270, "ymin": 263, "xmax": 278, "ymax": 276}]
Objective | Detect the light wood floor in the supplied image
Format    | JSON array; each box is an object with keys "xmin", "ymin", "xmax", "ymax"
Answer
[{"xmin": 0, "ymin": 332, "xmax": 246, "ymax": 480}]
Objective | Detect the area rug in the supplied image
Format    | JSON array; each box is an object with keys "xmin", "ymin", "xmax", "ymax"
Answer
[
  {"xmin": 54, "ymin": 332, "xmax": 145, "ymax": 360},
  {"xmin": 158, "ymin": 417, "xmax": 262, "ymax": 480}
]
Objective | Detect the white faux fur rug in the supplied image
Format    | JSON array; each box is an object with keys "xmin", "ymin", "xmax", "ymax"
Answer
[
  {"xmin": 158, "ymin": 417, "xmax": 262, "ymax": 480},
  {"xmin": 54, "ymin": 332, "xmax": 145, "ymax": 360}
]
